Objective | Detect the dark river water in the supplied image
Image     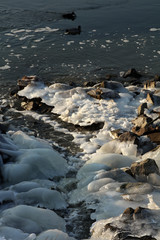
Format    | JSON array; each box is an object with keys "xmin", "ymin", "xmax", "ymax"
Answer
[{"xmin": 0, "ymin": 0, "xmax": 160, "ymax": 87}]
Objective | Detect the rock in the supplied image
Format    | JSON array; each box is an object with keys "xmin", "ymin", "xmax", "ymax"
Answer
[
  {"xmin": 106, "ymin": 74, "xmax": 117, "ymax": 80},
  {"xmin": 123, "ymin": 68, "xmax": 142, "ymax": 78},
  {"xmin": 137, "ymin": 103, "xmax": 148, "ymax": 116},
  {"xmin": 0, "ymin": 123, "xmax": 10, "ymax": 133},
  {"xmin": 132, "ymin": 125, "xmax": 158, "ymax": 137},
  {"xmin": 122, "ymin": 207, "xmax": 134, "ymax": 220},
  {"xmin": 132, "ymin": 115, "xmax": 152, "ymax": 128},
  {"xmin": 21, "ymin": 97, "xmax": 52, "ymax": 113},
  {"xmin": 17, "ymin": 75, "xmax": 39, "ymax": 90},
  {"xmin": 83, "ymin": 81, "xmax": 95, "ymax": 87},
  {"xmin": 118, "ymin": 182, "xmax": 153, "ymax": 194},
  {"xmin": 147, "ymin": 132, "xmax": 160, "ymax": 144},
  {"xmin": 146, "ymin": 93, "xmax": 160, "ymax": 105},
  {"xmin": 144, "ymin": 80, "xmax": 156, "ymax": 89},
  {"xmin": 95, "ymin": 169, "xmax": 136, "ymax": 183},
  {"xmin": 87, "ymin": 88, "xmax": 120, "ymax": 100},
  {"xmin": 130, "ymin": 158, "xmax": 159, "ymax": 178},
  {"xmin": 110, "ymin": 129, "xmax": 125, "ymax": 139},
  {"xmin": 95, "ymin": 80, "xmax": 125, "ymax": 92},
  {"xmin": 118, "ymin": 131, "xmax": 139, "ymax": 144}
]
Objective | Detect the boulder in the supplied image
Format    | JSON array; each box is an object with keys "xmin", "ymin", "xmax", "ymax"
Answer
[
  {"xmin": 123, "ymin": 68, "xmax": 142, "ymax": 78},
  {"xmin": 130, "ymin": 158, "xmax": 159, "ymax": 177},
  {"xmin": 137, "ymin": 103, "xmax": 148, "ymax": 116},
  {"xmin": 20, "ymin": 97, "xmax": 52, "ymax": 113},
  {"xmin": 17, "ymin": 75, "xmax": 39, "ymax": 90},
  {"xmin": 146, "ymin": 93, "xmax": 160, "ymax": 105},
  {"xmin": 144, "ymin": 80, "xmax": 156, "ymax": 89},
  {"xmin": 87, "ymin": 88, "xmax": 120, "ymax": 100},
  {"xmin": 147, "ymin": 132, "xmax": 160, "ymax": 144},
  {"xmin": 95, "ymin": 80, "xmax": 125, "ymax": 92},
  {"xmin": 132, "ymin": 115, "xmax": 152, "ymax": 128},
  {"xmin": 118, "ymin": 131, "xmax": 139, "ymax": 144},
  {"xmin": 110, "ymin": 129, "xmax": 125, "ymax": 139}
]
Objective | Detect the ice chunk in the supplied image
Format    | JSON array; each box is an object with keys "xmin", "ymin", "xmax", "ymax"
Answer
[{"xmin": 0, "ymin": 205, "xmax": 66, "ymax": 234}]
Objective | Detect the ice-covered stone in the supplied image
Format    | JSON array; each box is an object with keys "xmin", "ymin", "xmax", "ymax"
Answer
[{"xmin": 0, "ymin": 205, "xmax": 66, "ymax": 234}]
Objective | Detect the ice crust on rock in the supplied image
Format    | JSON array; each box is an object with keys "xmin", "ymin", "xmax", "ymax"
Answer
[
  {"xmin": 16, "ymin": 187, "xmax": 67, "ymax": 210},
  {"xmin": 86, "ymin": 153, "xmax": 136, "ymax": 169},
  {"xmin": 0, "ymin": 205, "xmax": 66, "ymax": 234},
  {"xmin": 2, "ymin": 148, "xmax": 68, "ymax": 184},
  {"xmin": 34, "ymin": 229, "xmax": 76, "ymax": 240},
  {"xmin": 0, "ymin": 226, "xmax": 29, "ymax": 240}
]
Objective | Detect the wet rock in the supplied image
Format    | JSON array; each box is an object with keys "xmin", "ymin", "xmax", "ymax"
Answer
[
  {"xmin": 144, "ymin": 80, "xmax": 156, "ymax": 89},
  {"xmin": 83, "ymin": 81, "xmax": 95, "ymax": 87},
  {"xmin": 110, "ymin": 129, "xmax": 125, "ymax": 139},
  {"xmin": 137, "ymin": 103, "xmax": 148, "ymax": 116},
  {"xmin": 118, "ymin": 182, "xmax": 153, "ymax": 194},
  {"xmin": 132, "ymin": 114, "xmax": 152, "ymax": 129},
  {"xmin": 122, "ymin": 207, "xmax": 134, "ymax": 220},
  {"xmin": 123, "ymin": 68, "xmax": 142, "ymax": 79},
  {"xmin": 17, "ymin": 75, "xmax": 39, "ymax": 90},
  {"xmin": 95, "ymin": 169, "xmax": 136, "ymax": 183},
  {"xmin": 0, "ymin": 123, "xmax": 10, "ymax": 133},
  {"xmin": 130, "ymin": 158, "xmax": 159, "ymax": 178},
  {"xmin": 118, "ymin": 131, "xmax": 139, "ymax": 144},
  {"xmin": 146, "ymin": 93, "xmax": 160, "ymax": 105},
  {"xmin": 21, "ymin": 97, "xmax": 53, "ymax": 113},
  {"xmin": 87, "ymin": 88, "xmax": 120, "ymax": 100},
  {"xmin": 95, "ymin": 80, "xmax": 125, "ymax": 92},
  {"xmin": 147, "ymin": 132, "xmax": 160, "ymax": 144}
]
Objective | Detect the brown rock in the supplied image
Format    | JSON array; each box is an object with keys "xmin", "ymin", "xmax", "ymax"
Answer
[
  {"xmin": 144, "ymin": 80, "xmax": 156, "ymax": 89},
  {"xmin": 137, "ymin": 103, "xmax": 148, "ymax": 116},
  {"xmin": 133, "ymin": 207, "xmax": 150, "ymax": 220},
  {"xmin": 17, "ymin": 75, "xmax": 39, "ymax": 90},
  {"xmin": 118, "ymin": 131, "xmax": 139, "ymax": 144},
  {"xmin": 132, "ymin": 115, "xmax": 152, "ymax": 128},
  {"xmin": 87, "ymin": 88, "xmax": 120, "ymax": 100},
  {"xmin": 130, "ymin": 158, "xmax": 159, "ymax": 177},
  {"xmin": 147, "ymin": 132, "xmax": 160, "ymax": 144},
  {"xmin": 122, "ymin": 207, "xmax": 134, "ymax": 220},
  {"xmin": 110, "ymin": 129, "xmax": 124, "ymax": 139},
  {"xmin": 146, "ymin": 93, "xmax": 160, "ymax": 105}
]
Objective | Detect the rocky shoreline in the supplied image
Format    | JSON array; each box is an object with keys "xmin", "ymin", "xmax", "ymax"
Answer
[{"xmin": 0, "ymin": 69, "xmax": 160, "ymax": 240}]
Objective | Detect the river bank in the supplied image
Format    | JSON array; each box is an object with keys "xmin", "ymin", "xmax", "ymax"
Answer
[{"xmin": 0, "ymin": 70, "xmax": 160, "ymax": 239}]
